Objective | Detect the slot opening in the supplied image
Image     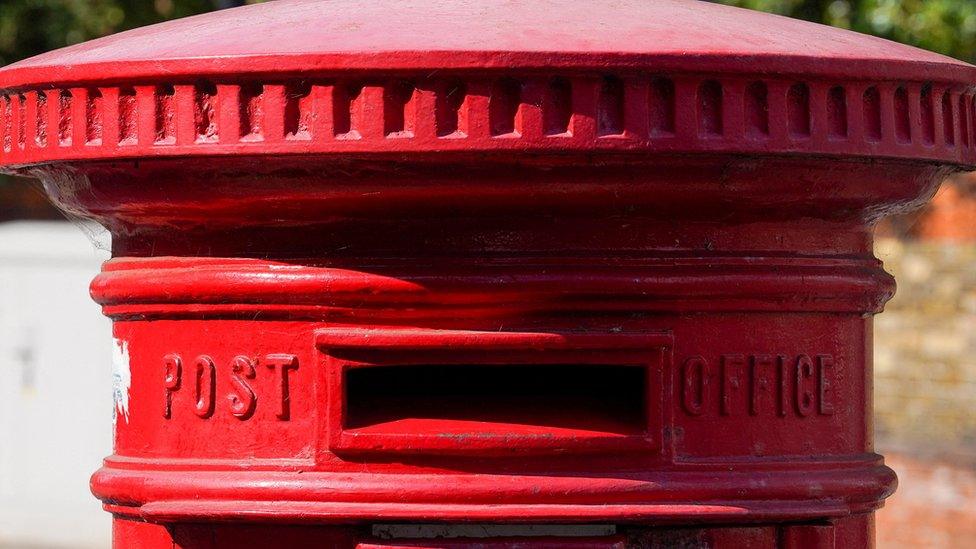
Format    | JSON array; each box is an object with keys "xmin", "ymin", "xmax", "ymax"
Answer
[{"xmin": 344, "ymin": 364, "xmax": 646, "ymax": 435}]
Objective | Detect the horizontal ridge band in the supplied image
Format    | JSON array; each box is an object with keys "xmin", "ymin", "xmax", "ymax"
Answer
[{"xmin": 92, "ymin": 256, "xmax": 895, "ymax": 317}]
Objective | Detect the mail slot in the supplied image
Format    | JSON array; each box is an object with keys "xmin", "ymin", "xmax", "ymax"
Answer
[
  {"xmin": 342, "ymin": 364, "xmax": 646, "ymax": 433},
  {"xmin": 1, "ymin": 0, "xmax": 974, "ymax": 547},
  {"xmin": 318, "ymin": 328, "xmax": 668, "ymax": 455}
]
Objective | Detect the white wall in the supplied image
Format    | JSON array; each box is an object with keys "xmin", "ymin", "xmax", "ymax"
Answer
[{"xmin": 0, "ymin": 221, "xmax": 112, "ymax": 549}]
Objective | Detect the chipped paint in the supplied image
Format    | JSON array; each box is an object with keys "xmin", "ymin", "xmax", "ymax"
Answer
[{"xmin": 112, "ymin": 338, "xmax": 131, "ymax": 424}]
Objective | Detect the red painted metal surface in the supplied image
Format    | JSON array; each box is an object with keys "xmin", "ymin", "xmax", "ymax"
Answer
[{"xmin": 1, "ymin": 1, "xmax": 973, "ymax": 547}]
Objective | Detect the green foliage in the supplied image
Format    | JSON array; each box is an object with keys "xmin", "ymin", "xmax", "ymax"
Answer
[
  {"xmin": 719, "ymin": 0, "xmax": 976, "ymax": 62},
  {"xmin": 0, "ymin": 0, "xmax": 265, "ymax": 66}
]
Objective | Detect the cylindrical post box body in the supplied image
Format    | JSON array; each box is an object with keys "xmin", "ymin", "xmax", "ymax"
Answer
[{"xmin": 1, "ymin": 1, "xmax": 974, "ymax": 547}]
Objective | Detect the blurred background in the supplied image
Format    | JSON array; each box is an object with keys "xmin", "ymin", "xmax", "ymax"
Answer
[{"xmin": 0, "ymin": 1, "xmax": 973, "ymax": 547}]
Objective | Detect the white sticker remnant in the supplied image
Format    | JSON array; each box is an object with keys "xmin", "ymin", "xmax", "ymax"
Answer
[{"xmin": 112, "ymin": 338, "xmax": 132, "ymax": 424}]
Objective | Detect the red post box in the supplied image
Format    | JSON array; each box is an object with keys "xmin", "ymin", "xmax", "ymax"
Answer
[{"xmin": 1, "ymin": 1, "xmax": 973, "ymax": 547}]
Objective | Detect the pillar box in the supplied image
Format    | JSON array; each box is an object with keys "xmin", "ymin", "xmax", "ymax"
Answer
[{"xmin": 1, "ymin": 1, "xmax": 973, "ymax": 547}]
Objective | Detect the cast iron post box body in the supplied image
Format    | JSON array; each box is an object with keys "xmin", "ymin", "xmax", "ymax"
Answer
[{"xmin": 1, "ymin": 1, "xmax": 974, "ymax": 547}]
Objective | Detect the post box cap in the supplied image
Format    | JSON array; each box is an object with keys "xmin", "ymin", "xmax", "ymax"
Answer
[{"xmin": 1, "ymin": 0, "xmax": 975, "ymax": 169}]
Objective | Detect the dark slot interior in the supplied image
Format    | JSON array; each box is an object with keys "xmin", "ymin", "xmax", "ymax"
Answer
[{"xmin": 344, "ymin": 364, "xmax": 646, "ymax": 434}]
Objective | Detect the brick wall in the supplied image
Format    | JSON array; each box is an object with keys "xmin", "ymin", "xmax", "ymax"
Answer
[
  {"xmin": 879, "ymin": 173, "xmax": 976, "ymax": 242},
  {"xmin": 874, "ymin": 238, "xmax": 976, "ymax": 461},
  {"xmin": 876, "ymin": 454, "xmax": 976, "ymax": 548},
  {"xmin": 873, "ymin": 236, "xmax": 976, "ymax": 548}
]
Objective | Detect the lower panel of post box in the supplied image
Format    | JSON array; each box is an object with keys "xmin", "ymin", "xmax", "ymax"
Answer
[{"xmin": 112, "ymin": 517, "xmax": 873, "ymax": 548}]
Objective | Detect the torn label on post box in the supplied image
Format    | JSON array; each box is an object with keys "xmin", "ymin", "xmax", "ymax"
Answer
[{"xmin": 112, "ymin": 338, "xmax": 131, "ymax": 424}]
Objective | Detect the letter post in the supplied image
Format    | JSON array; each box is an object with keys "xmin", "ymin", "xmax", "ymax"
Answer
[{"xmin": 1, "ymin": 1, "xmax": 973, "ymax": 547}]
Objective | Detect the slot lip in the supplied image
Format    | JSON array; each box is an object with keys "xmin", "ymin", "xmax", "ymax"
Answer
[
  {"xmin": 316, "ymin": 327, "xmax": 670, "ymax": 457},
  {"xmin": 316, "ymin": 327, "xmax": 671, "ymax": 351}
]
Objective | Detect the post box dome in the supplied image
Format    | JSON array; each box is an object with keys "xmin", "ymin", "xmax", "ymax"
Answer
[
  {"xmin": 0, "ymin": 0, "xmax": 974, "ymax": 170},
  {"xmin": 0, "ymin": 0, "xmax": 969, "ymax": 80}
]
